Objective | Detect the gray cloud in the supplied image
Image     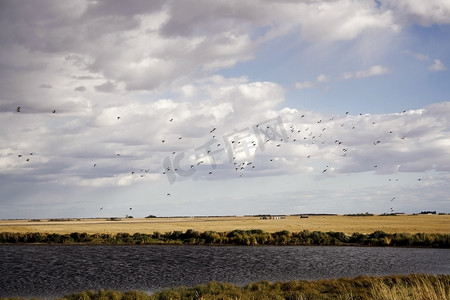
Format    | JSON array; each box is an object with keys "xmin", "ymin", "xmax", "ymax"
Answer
[
  {"xmin": 94, "ymin": 81, "xmax": 116, "ymax": 93},
  {"xmin": 75, "ymin": 86, "xmax": 87, "ymax": 92}
]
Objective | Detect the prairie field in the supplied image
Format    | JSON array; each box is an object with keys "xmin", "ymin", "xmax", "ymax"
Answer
[{"xmin": 0, "ymin": 214, "xmax": 448, "ymax": 235}]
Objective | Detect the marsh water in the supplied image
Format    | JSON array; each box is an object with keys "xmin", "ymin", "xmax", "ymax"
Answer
[{"xmin": 1, "ymin": 245, "xmax": 449, "ymax": 298}]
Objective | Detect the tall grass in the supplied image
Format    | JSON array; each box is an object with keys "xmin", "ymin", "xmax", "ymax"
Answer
[
  {"xmin": 370, "ymin": 274, "xmax": 449, "ymax": 300},
  {"xmin": 0, "ymin": 230, "xmax": 448, "ymax": 247},
  {"xmin": 3, "ymin": 274, "xmax": 446, "ymax": 300}
]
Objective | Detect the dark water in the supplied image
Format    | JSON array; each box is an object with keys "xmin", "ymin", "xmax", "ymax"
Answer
[{"xmin": 0, "ymin": 245, "xmax": 449, "ymax": 298}]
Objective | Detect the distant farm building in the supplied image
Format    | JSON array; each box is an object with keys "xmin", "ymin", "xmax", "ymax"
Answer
[{"xmin": 260, "ymin": 215, "xmax": 286, "ymax": 220}]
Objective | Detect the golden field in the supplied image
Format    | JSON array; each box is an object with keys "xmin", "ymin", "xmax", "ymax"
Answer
[{"xmin": 0, "ymin": 214, "xmax": 449, "ymax": 235}]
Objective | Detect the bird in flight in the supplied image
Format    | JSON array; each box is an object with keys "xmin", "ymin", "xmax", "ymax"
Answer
[
  {"xmin": 52, "ymin": 109, "xmax": 56, "ymax": 113},
  {"xmin": 16, "ymin": 106, "xmax": 21, "ymax": 112}
]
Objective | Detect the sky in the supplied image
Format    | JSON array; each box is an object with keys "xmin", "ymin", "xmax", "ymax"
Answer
[{"xmin": 0, "ymin": 0, "xmax": 449, "ymax": 219}]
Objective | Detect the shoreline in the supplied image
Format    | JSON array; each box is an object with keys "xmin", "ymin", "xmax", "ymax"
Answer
[
  {"xmin": 1, "ymin": 229, "xmax": 448, "ymax": 248},
  {"xmin": 1, "ymin": 274, "xmax": 448, "ymax": 300}
]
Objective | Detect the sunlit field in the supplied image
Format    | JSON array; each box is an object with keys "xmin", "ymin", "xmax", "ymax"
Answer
[{"xmin": 1, "ymin": 214, "xmax": 448, "ymax": 235}]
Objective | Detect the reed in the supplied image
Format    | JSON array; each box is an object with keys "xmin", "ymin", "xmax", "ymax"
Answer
[
  {"xmin": 0, "ymin": 229, "xmax": 448, "ymax": 247},
  {"xmin": 41, "ymin": 274, "xmax": 450, "ymax": 300}
]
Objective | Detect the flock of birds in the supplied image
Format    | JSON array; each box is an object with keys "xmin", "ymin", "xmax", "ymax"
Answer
[
  {"xmin": 14, "ymin": 105, "xmax": 425, "ymax": 215},
  {"xmin": 156, "ymin": 110, "xmax": 425, "ymax": 215}
]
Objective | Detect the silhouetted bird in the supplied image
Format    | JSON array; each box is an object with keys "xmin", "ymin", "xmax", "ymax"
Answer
[
  {"xmin": 52, "ymin": 110, "xmax": 56, "ymax": 113},
  {"xmin": 16, "ymin": 106, "xmax": 20, "ymax": 112}
]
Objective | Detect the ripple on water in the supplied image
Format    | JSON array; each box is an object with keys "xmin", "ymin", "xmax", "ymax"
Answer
[{"xmin": 0, "ymin": 245, "xmax": 449, "ymax": 298}]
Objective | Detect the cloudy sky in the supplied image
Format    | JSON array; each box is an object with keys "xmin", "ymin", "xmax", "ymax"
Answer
[{"xmin": 1, "ymin": 0, "xmax": 449, "ymax": 219}]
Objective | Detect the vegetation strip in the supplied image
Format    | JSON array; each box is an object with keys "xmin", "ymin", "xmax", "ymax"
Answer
[
  {"xmin": 1, "ymin": 274, "xmax": 448, "ymax": 300},
  {"xmin": 0, "ymin": 229, "xmax": 449, "ymax": 247}
]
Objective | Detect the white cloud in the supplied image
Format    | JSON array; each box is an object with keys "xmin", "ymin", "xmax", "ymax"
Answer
[
  {"xmin": 317, "ymin": 74, "xmax": 330, "ymax": 82},
  {"xmin": 295, "ymin": 81, "xmax": 315, "ymax": 90},
  {"xmin": 381, "ymin": 0, "xmax": 450, "ymax": 26},
  {"xmin": 341, "ymin": 65, "xmax": 389, "ymax": 79},
  {"xmin": 404, "ymin": 50, "xmax": 430, "ymax": 60},
  {"xmin": 296, "ymin": 0, "xmax": 399, "ymax": 42},
  {"xmin": 428, "ymin": 59, "xmax": 447, "ymax": 72}
]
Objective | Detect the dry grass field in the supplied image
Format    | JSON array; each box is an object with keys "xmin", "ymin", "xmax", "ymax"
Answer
[{"xmin": 0, "ymin": 214, "xmax": 449, "ymax": 235}]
